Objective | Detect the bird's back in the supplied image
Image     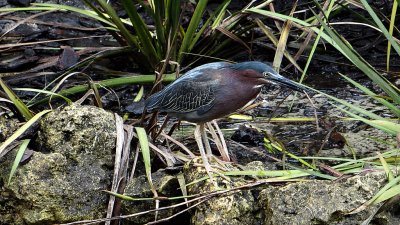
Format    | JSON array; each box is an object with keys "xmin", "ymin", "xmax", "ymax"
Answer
[{"xmin": 145, "ymin": 62, "xmax": 230, "ymax": 114}]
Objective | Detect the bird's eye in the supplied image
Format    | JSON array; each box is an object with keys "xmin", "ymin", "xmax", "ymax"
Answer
[{"xmin": 263, "ymin": 72, "xmax": 270, "ymax": 77}]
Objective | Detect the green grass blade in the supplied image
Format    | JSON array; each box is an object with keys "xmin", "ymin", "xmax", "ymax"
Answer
[
  {"xmin": 211, "ymin": 0, "xmax": 231, "ymax": 29},
  {"xmin": 267, "ymin": 140, "xmax": 317, "ymax": 170},
  {"xmin": 152, "ymin": 0, "xmax": 167, "ymax": 52},
  {"xmin": 360, "ymin": 0, "xmax": 400, "ymax": 56},
  {"xmin": 334, "ymin": 106, "xmax": 400, "ymax": 135},
  {"xmin": 8, "ymin": 139, "xmax": 30, "ymax": 185},
  {"xmin": 311, "ymin": 9, "xmax": 400, "ymax": 105},
  {"xmin": 367, "ymin": 120, "xmax": 400, "ymax": 134},
  {"xmin": 372, "ymin": 183, "xmax": 400, "ymax": 204},
  {"xmin": 297, "ymin": 83, "xmax": 385, "ymax": 120},
  {"xmin": 223, "ymin": 169, "xmax": 309, "ymax": 177},
  {"xmin": 377, "ymin": 152, "xmax": 394, "ymax": 181},
  {"xmin": 83, "ymin": 0, "xmax": 139, "ymax": 50},
  {"xmin": 387, "ymin": 0, "xmax": 398, "ymax": 71},
  {"xmin": 30, "ymin": 74, "xmax": 176, "ymax": 106},
  {"xmin": 135, "ymin": 126, "xmax": 159, "ymax": 215},
  {"xmin": 255, "ymin": 19, "xmax": 303, "ymax": 72},
  {"xmin": 104, "ymin": 190, "xmax": 152, "ymax": 201},
  {"xmin": 0, "ymin": 78, "xmax": 33, "ymax": 120},
  {"xmin": 135, "ymin": 127, "xmax": 156, "ymax": 192},
  {"xmin": 14, "ymin": 88, "xmax": 72, "ymax": 104},
  {"xmin": 299, "ymin": 0, "xmax": 336, "ymax": 83},
  {"xmin": 0, "ymin": 110, "xmax": 52, "ymax": 159},
  {"xmin": 31, "ymin": 3, "xmax": 117, "ymax": 27},
  {"xmin": 189, "ymin": 1, "xmax": 231, "ymax": 52},
  {"xmin": 176, "ymin": 172, "xmax": 188, "ymax": 202},
  {"xmin": 166, "ymin": 0, "xmax": 181, "ymax": 40},
  {"xmin": 339, "ymin": 74, "xmax": 400, "ymax": 117},
  {"xmin": 133, "ymin": 86, "xmax": 144, "ymax": 102},
  {"xmin": 0, "ymin": 4, "xmax": 115, "ymax": 29},
  {"xmin": 350, "ymin": 175, "xmax": 400, "ymax": 214},
  {"xmin": 122, "ymin": 0, "xmax": 160, "ymax": 63},
  {"xmin": 247, "ymin": 9, "xmax": 346, "ymax": 55},
  {"xmin": 178, "ymin": 0, "xmax": 208, "ymax": 62},
  {"xmin": 105, "ymin": 189, "xmax": 195, "ymax": 201}
]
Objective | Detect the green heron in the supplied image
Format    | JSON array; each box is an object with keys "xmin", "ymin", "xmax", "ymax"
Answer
[{"xmin": 145, "ymin": 61, "xmax": 306, "ymax": 183}]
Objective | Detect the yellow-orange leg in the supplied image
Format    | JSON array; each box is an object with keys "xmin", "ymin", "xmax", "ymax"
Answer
[{"xmin": 194, "ymin": 123, "xmax": 217, "ymax": 187}]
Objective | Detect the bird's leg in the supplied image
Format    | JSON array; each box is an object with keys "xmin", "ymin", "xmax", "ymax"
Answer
[
  {"xmin": 200, "ymin": 124, "xmax": 231, "ymax": 181},
  {"xmin": 194, "ymin": 124, "xmax": 216, "ymax": 186},
  {"xmin": 200, "ymin": 123, "xmax": 213, "ymax": 156},
  {"xmin": 207, "ymin": 121, "xmax": 230, "ymax": 162}
]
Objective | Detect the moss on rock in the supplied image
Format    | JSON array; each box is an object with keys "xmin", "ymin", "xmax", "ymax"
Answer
[{"xmin": 0, "ymin": 104, "xmax": 116, "ymax": 224}]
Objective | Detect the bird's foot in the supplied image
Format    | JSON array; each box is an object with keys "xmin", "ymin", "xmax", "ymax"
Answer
[
  {"xmin": 207, "ymin": 155, "xmax": 233, "ymax": 171},
  {"xmin": 193, "ymin": 156, "xmax": 233, "ymax": 189}
]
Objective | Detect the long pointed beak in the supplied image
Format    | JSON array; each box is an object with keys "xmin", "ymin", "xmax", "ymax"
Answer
[{"xmin": 264, "ymin": 72, "xmax": 306, "ymax": 92}]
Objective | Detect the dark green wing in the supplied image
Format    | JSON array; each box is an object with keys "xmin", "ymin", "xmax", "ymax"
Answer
[
  {"xmin": 145, "ymin": 79, "xmax": 216, "ymax": 114},
  {"xmin": 145, "ymin": 62, "xmax": 230, "ymax": 114}
]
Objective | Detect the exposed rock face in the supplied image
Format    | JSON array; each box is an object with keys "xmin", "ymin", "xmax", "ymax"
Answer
[
  {"xmin": 0, "ymin": 104, "xmax": 116, "ymax": 224},
  {"xmin": 184, "ymin": 158, "xmax": 262, "ymax": 225},
  {"xmin": 37, "ymin": 104, "xmax": 116, "ymax": 162},
  {"xmin": 318, "ymin": 129, "xmax": 393, "ymax": 157},
  {"xmin": 122, "ymin": 169, "xmax": 183, "ymax": 224},
  {"xmin": 1, "ymin": 104, "xmax": 398, "ymax": 225},
  {"xmin": 259, "ymin": 171, "xmax": 399, "ymax": 225},
  {"xmin": 181, "ymin": 160, "xmax": 399, "ymax": 225},
  {"xmin": 0, "ymin": 116, "xmax": 19, "ymax": 142}
]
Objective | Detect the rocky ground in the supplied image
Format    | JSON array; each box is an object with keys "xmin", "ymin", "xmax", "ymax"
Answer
[{"xmin": 0, "ymin": 103, "xmax": 399, "ymax": 224}]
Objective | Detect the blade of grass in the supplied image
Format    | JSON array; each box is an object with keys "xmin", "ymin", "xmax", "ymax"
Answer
[
  {"xmin": 255, "ymin": 19, "xmax": 303, "ymax": 72},
  {"xmin": 14, "ymin": 88, "xmax": 72, "ymax": 104},
  {"xmin": 339, "ymin": 74, "xmax": 400, "ymax": 117},
  {"xmin": 151, "ymin": 0, "xmax": 167, "ymax": 53},
  {"xmin": 82, "ymin": 0, "xmax": 139, "ymax": 51},
  {"xmin": 272, "ymin": 1, "xmax": 296, "ymax": 71},
  {"xmin": 211, "ymin": 0, "xmax": 231, "ymax": 29},
  {"xmin": 296, "ymin": 82, "xmax": 385, "ymax": 120},
  {"xmin": 133, "ymin": 86, "xmax": 144, "ymax": 102},
  {"xmin": 387, "ymin": 0, "xmax": 398, "ymax": 71},
  {"xmin": 0, "ymin": 110, "xmax": 52, "ymax": 159},
  {"xmin": 30, "ymin": 74, "xmax": 176, "ymax": 106},
  {"xmin": 104, "ymin": 190, "xmax": 195, "ymax": 201},
  {"xmin": 135, "ymin": 127, "xmax": 158, "ymax": 195},
  {"xmin": 349, "ymin": 175, "xmax": 400, "ymax": 214},
  {"xmin": 298, "ymin": 81, "xmax": 399, "ymax": 135},
  {"xmin": 337, "ymin": 107, "xmax": 400, "ymax": 135},
  {"xmin": 265, "ymin": 137, "xmax": 317, "ymax": 170},
  {"xmin": 223, "ymin": 169, "xmax": 309, "ymax": 177},
  {"xmin": 0, "ymin": 78, "xmax": 33, "ymax": 120},
  {"xmin": 215, "ymin": 27, "xmax": 251, "ymax": 53},
  {"xmin": 311, "ymin": 8, "xmax": 400, "ymax": 105},
  {"xmin": 377, "ymin": 152, "xmax": 394, "ymax": 181},
  {"xmin": 178, "ymin": 0, "xmax": 208, "ymax": 62},
  {"xmin": 31, "ymin": 3, "xmax": 117, "ymax": 27},
  {"xmin": 360, "ymin": 0, "xmax": 400, "ymax": 56},
  {"xmin": 0, "ymin": 4, "xmax": 115, "ymax": 28},
  {"xmin": 299, "ymin": 0, "xmax": 335, "ymax": 83},
  {"xmin": 247, "ymin": 8, "xmax": 347, "ymax": 56},
  {"xmin": 135, "ymin": 126, "xmax": 159, "ymax": 219},
  {"xmin": 122, "ymin": 0, "xmax": 160, "ymax": 63},
  {"xmin": 8, "ymin": 139, "xmax": 30, "ymax": 185},
  {"xmin": 176, "ymin": 173, "xmax": 189, "ymax": 205},
  {"xmin": 372, "ymin": 183, "xmax": 400, "ymax": 204}
]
